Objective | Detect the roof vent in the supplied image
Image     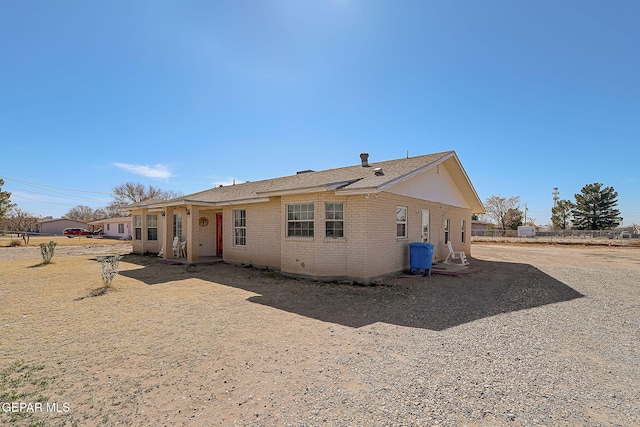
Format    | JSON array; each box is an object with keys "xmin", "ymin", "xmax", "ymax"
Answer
[
  {"xmin": 360, "ymin": 152, "xmax": 370, "ymax": 167},
  {"xmin": 374, "ymin": 167, "xmax": 384, "ymax": 176},
  {"xmin": 296, "ymin": 169, "xmax": 315, "ymax": 175}
]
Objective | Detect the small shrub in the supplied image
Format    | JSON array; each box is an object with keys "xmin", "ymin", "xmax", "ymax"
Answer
[
  {"xmin": 39, "ymin": 241, "xmax": 57, "ymax": 264},
  {"xmin": 9, "ymin": 239, "xmax": 23, "ymax": 247},
  {"xmin": 97, "ymin": 254, "xmax": 122, "ymax": 289}
]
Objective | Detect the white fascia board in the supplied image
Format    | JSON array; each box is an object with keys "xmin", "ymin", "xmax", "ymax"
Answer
[{"xmin": 335, "ymin": 186, "xmax": 380, "ymax": 195}]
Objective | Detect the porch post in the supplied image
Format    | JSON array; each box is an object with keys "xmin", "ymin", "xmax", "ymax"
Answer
[
  {"xmin": 162, "ymin": 208, "xmax": 173, "ymax": 259},
  {"xmin": 186, "ymin": 205, "xmax": 199, "ymax": 264}
]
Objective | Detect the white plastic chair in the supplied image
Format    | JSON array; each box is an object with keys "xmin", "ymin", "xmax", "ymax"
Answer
[
  {"xmin": 444, "ymin": 241, "xmax": 469, "ymax": 265},
  {"xmin": 172, "ymin": 237, "xmax": 180, "ymax": 257}
]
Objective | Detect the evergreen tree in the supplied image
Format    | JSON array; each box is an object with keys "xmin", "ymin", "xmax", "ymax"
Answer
[
  {"xmin": 0, "ymin": 179, "xmax": 15, "ymax": 222},
  {"xmin": 572, "ymin": 183, "xmax": 621, "ymax": 230},
  {"xmin": 551, "ymin": 199, "xmax": 574, "ymax": 229}
]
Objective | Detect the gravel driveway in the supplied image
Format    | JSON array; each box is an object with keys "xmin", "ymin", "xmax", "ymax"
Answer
[{"xmin": 1, "ymin": 243, "xmax": 638, "ymax": 426}]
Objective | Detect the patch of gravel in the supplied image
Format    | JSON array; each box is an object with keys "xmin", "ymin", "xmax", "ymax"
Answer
[{"xmin": 1, "ymin": 245, "xmax": 638, "ymax": 426}]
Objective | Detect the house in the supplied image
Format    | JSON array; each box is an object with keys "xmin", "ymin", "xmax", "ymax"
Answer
[
  {"xmin": 127, "ymin": 151, "xmax": 484, "ymax": 282},
  {"xmin": 37, "ymin": 218, "xmax": 88, "ymax": 235},
  {"xmin": 88, "ymin": 217, "xmax": 133, "ymax": 239}
]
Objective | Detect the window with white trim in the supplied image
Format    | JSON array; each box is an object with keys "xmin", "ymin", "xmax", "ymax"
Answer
[
  {"xmin": 287, "ymin": 203, "xmax": 314, "ymax": 237},
  {"xmin": 234, "ymin": 209, "xmax": 246, "ymax": 246},
  {"xmin": 118, "ymin": 223, "xmax": 124, "ymax": 234},
  {"xmin": 444, "ymin": 218, "xmax": 451, "ymax": 244},
  {"xmin": 147, "ymin": 215, "xmax": 158, "ymax": 241},
  {"xmin": 461, "ymin": 219, "xmax": 466, "ymax": 243},
  {"xmin": 133, "ymin": 215, "xmax": 142, "ymax": 240},
  {"xmin": 173, "ymin": 214, "xmax": 183, "ymax": 240},
  {"xmin": 325, "ymin": 202, "xmax": 344, "ymax": 238},
  {"xmin": 396, "ymin": 206, "xmax": 407, "ymax": 238}
]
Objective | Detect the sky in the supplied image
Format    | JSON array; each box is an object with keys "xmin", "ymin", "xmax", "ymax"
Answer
[{"xmin": 1, "ymin": 0, "xmax": 639, "ymax": 227}]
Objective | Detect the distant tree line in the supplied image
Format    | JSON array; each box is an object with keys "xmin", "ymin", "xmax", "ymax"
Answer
[
  {"xmin": 551, "ymin": 182, "xmax": 621, "ymax": 230},
  {"xmin": 0, "ymin": 181, "xmax": 182, "ymax": 232},
  {"xmin": 478, "ymin": 182, "xmax": 622, "ymax": 232}
]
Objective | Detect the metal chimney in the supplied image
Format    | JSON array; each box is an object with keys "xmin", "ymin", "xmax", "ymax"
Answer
[{"xmin": 360, "ymin": 153, "xmax": 370, "ymax": 167}]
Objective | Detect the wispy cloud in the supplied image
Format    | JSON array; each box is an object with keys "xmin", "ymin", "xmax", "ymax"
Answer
[{"xmin": 113, "ymin": 163, "xmax": 173, "ymax": 179}]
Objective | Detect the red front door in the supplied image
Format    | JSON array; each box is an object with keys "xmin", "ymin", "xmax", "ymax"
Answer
[{"xmin": 216, "ymin": 212, "xmax": 223, "ymax": 256}]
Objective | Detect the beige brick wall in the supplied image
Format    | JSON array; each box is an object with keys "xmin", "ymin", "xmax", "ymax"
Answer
[
  {"xmin": 276, "ymin": 191, "xmax": 472, "ymax": 282},
  {"xmin": 131, "ymin": 190, "xmax": 472, "ymax": 282},
  {"xmin": 353, "ymin": 192, "xmax": 472, "ymax": 281},
  {"xmin": 223, "ymin": 199, "xmax": 281, "ymax": 269}
]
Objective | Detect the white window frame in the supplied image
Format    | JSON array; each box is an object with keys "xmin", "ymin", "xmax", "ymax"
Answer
[
  {"xmin": 233, "ymin": 209, "xmax": 247, "ymax": 246},
  {"xmin": 444, "ymin": 218, "xmax": 451, "ymax": 244},
  {"xmin": 173, "ymin": 214, "xmax": 183, "ymax": 240},
  {"xmin": 287, "ymin": 203, "xmax": 314, "ymax": 237},
  {"xmin": 133, "ymin": 215, "xmax": 142, "ymax": 240},
  {"xmin": 325, "ymin": 202, "xmax": 344, "ymax": 238},
  {"xmin": 461, "ymin": 219, "xmax": 466, "ymax": 243},
  {"xmin": 396, "ymin": 206, "xmax": 407, "ymax": 238},
  {"xmin": 118, "ymin": 223, "xmax": 124, "ymax": 234},
  {"xmin": 146, "ymin": 215, "xmax": 158, "ymax": 241}
]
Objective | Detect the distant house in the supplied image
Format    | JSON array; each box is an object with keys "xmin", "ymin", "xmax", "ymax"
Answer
[
  {"xmin": 88, "ymin": 217, "xmax": 133, "ymax": 239},
  {"xmin": 127, "ymin": 151, "xmax": 484, "ymax": 282},
  {"xmin": 38, "ymin": 218, "xmax": 87, "ymax": 235}
]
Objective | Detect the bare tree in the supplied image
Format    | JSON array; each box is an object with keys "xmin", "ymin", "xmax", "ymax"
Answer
[
  {"xmin": 483, "ymin": 195, "xmax": 522, "ymax": 233},
  {"xmin": 107, "ymin": 182, "xmax": 182, "ymax": 216},
  {"xmin": 64, "ymin": 205, "xmax": 109, "ymax": 222},
  {"xmin": 6, "ymin": 207, "xmax": 40, "ymax": 232}
]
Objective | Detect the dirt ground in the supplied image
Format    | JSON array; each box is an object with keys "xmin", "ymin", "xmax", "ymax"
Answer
[
  {"xmin": 0, "ymin": 235, "xmax": 132, "ymax": 249},
  {"xmin": 1, "ymin": 243, "xmax": 639, "ymax": 426}
]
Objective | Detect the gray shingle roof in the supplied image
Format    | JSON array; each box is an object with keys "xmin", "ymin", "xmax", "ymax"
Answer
[{"xmin": 128, "ymin": 151, "xmax": 483, "ymax": 212}]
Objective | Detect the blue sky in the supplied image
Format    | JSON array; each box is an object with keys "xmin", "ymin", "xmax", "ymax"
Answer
[{"xmin": 1, "ymin": 1, "xmax": 639, "ymax": 226}]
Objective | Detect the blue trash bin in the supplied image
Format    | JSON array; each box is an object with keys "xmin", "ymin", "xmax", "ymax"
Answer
[{"xmin": 409, "ymin": 242, "xmax": 434, "ymax": 276}]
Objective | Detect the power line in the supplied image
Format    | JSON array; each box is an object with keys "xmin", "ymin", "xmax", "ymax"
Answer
[
  {"xmin": 10, "ymin": 188, "xmax": 112, "ymax": 204},
  {"xmin": 2, "ymin": 176, "xmax": 113, "ymax": 204},
  {"xmin": 1, "ymin": 176, "xmax": 113, "ymax": 195},
  {"xmin": 10, "ymin": 194, "xmax": 93, "ymax": 207}
]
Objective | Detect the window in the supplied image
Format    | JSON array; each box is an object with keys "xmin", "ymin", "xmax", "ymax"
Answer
[
  {"xmin": 287, "ymin": 203, "xmax": 314, "ymax": 237},
  {"xmin": 118, "ymin": 223, "xmax": 124, "ymax": 234},
  {"xmin": 106, "ymin": 224, "xmax": 110, "ymax": 231},
  {"xmin": 147, "ymin": 215, "xmax": 158, "ymax": 241},
  {"xmin": 396, "ymin": 207, "xmax": 407, "ymax": 238},
  {"xmin": 233, "ymin": 209, "xmax": 246, "ymax": 246},
  {"xmin": 325, "ymin": 202, "xmax": 344, "ymax": 238},
  {"xmin": 461, "ymin": 219, "xmax": 466, "ymax": 243},
  {"xmin": 173, "ymin": 214, "xmax": 183, "ymax": 240},
  {"xmin": 133, "ymin": 215, "xmax": 142, "ymax": 240},
  {"xmin": 444, "ymin": 218, "xmax": 451, "ymax": 244}
]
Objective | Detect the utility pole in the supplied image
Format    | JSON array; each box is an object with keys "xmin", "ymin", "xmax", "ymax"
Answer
[{"xmin": 553, "ymin": 187, "xmax": 560, "ymax": 207}]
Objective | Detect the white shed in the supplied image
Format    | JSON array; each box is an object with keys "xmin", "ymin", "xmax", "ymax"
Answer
[{"xmin": 517, "ymin": 226, "xmax": 536, "ymax": 238}]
